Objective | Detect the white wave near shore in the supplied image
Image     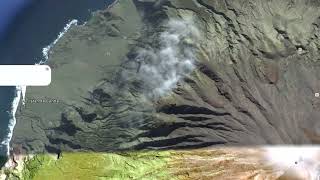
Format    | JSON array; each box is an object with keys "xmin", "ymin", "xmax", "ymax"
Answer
[
  {"xmin": 0, "ymin": 19, "xmax": 79, "ymax": 156},
  {"xmin": 41, "ymin": 19, "xmax": 78, "ymax": 63},
  {"xmin": 0, "ymin": 87, "xmax": 21, "ymax": 156}
]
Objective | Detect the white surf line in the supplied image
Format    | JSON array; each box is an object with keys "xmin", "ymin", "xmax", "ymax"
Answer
[
  {"xmin": 0, "ymin": 86, "xmax": 21, "ymax": 156},
  {"xmin": 40, "ymin": 0, "xmax": 119, "ymax": 63},
  {"xmin": 1, "ymin": 19, "xmax": 79, "ymax": 157},
  {"xmin": 41, "ymin": 19, "xmax": 78, "ymax": 63},
  {"xmin": 3, "ymin": 0, "xmax": 117, "ymax": 157},
  {"xmin": 21, "ymin": 86, "xmax": 26, "ymax": 106}
]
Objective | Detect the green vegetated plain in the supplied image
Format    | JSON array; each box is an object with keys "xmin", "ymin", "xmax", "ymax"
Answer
[{"xmin": 15, "ymin": 151, "xmax": 173, "ymax": 180}]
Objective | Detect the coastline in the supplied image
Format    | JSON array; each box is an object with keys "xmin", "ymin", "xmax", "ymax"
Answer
[
  {"xmin": 2, "ymin": 20, "xmax": 79, "ymax": 157},
  {"xmin": 2, "ymin": 0, "xmax": 117, "ymax": 162},
  {"xmin": 41, "ymin": 19, "xmax": 78, "ymax": 62},
  {"xmin": 0, "ymin": 86, "xmax": 21, "ymax": 156},
  {"xmin": 1, "ymin": 0, "xmax": 320, "ymax": 179}
]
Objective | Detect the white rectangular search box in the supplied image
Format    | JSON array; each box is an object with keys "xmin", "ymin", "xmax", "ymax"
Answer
[{"xmin": 0, "ymin": 65, "xmax": 51, "ymax": 86}]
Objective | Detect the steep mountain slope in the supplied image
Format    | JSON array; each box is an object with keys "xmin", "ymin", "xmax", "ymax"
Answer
[{"xmin": 11, "ymin": 0, "xmax": 320, "ymax": 154}]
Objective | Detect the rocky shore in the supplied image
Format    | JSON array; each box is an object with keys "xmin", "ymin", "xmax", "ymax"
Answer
[{"xmin": 3, "ymin": 0, "xmax": 320, "ymax": 179}]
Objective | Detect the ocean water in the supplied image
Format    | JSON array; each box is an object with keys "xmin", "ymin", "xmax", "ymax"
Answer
[{"xmin": 0, "ymin": 0, "xmax": 115, "ymax": 156}]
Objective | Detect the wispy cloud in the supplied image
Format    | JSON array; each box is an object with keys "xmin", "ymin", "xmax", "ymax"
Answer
[{"xmin": 136, "ymin": 18, "xmax": 200, "ymax": 98}]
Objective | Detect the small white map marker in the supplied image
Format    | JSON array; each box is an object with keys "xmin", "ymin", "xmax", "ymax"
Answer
[{"xmin": 315, "ymin": 93, "xmax": 320, "ymax": 97}]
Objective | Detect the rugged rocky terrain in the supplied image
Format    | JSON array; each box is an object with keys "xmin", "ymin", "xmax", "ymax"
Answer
[
  {"xmin": 0, "ymin": 148, "xmax": 292, "ymax": 180},
  {"xmin": 11, "ymin": 0, "xmax": 320, "ymax": 154},
  {"xmin": 3, "ymin": 0, "xmax": 320, "ymax": 179}
]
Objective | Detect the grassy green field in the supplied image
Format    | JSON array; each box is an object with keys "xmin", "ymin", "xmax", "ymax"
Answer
[{"xmin": 17, "ymin": 151, "xmax": 173, "ymax": 180}]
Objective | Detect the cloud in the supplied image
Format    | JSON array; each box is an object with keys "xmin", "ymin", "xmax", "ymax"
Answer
[
  {"xmin": 136, "ymin": 18, "xmax": 200, "ymax": 98},
  {"xmin": 265, "ymin": 146, "xmax": 320, "ymax": 179}
]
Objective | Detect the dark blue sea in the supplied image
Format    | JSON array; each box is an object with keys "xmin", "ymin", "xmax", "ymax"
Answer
[{"xmin": 0, "ymin": 0, "xmax": 115, "ymax": 156}]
